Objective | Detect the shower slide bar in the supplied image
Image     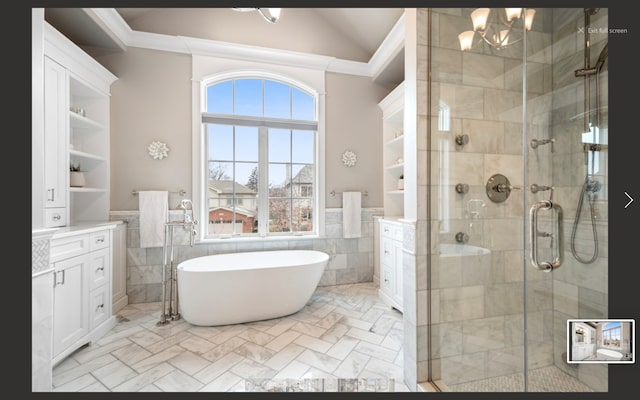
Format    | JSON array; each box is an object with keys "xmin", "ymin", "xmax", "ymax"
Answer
[{"xmin": 529, "ymin": 200, "xmax": 564, "ymax": 272}]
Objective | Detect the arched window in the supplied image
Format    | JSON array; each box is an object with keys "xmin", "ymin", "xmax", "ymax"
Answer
[{"xmin": 201, "ymin": 76, "xmax": 318, "ymax": 238}]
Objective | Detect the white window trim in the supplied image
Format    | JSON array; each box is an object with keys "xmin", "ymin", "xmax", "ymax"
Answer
[{"xmin": 191, "ymin": 56, "xmax": 326, "ymax": 243}]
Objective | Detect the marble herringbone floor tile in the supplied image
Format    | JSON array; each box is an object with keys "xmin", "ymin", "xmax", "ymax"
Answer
[{"xmin": 52, "ymin": 282, "xmax": 408, "ymax": 392}]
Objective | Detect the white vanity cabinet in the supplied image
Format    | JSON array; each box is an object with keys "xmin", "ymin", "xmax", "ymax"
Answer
[
  {"xmin": 50, "ymin": 227, "xmax": 116, "ymax": 366},
  {"xmin": 52, "ymin": 252, "xmax": 88, "ymax": 357},
  {"xmin": 378, "ymin": 219, "xmax": 403, "ymax": 312}
]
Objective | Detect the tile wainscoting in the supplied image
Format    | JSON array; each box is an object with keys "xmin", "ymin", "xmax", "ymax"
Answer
[{"xmin": 110, "ymin": 208, "xmax": 383, "ymax": 304}]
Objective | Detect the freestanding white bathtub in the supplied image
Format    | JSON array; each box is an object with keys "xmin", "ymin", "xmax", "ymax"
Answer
[
  {"xmin": 177, "ymin": 250, "xmax": 329, "ymax": 326},
  {"xmin": 597, "ymin": 348, "xmax": 623, "ymax": 361}
]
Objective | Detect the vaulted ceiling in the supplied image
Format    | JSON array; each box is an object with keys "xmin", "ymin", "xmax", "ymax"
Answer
[{"xmin": 44, "ymin": 8, "xmax": 405, "ymax": 87}]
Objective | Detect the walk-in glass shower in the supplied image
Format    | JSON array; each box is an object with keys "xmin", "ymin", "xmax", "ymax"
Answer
[{"xmin": 427, "ymin": 8, "xmax": 608, "ymax": 391}]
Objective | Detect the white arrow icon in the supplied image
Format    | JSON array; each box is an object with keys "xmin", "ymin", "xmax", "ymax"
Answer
[{"xmin": 625, "ymin": 192, "xmax": 634, "ymax": 208}]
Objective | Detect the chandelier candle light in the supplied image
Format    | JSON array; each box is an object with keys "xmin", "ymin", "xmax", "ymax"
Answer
[
  {"xmin": 458, "ymin": 8, "xmax": 536, "ymax": 51},
  {"xmin": 232, "ymin": 8, "xmax": 281, "ymax": 23}
]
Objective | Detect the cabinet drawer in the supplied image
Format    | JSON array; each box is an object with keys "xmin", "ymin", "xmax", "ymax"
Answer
[
  {"xmin": 89, "ymin": 284, "xmax": 110, "ymax": 331},
  {"xmin": 89, "ymin": 230, "xmax": 110, "ymax": 251},
  {"xmin": 381, "ymin": 237, "xmax": 394, "ymax": 266},
  {"xmin": 381, "ymin": 265, "xmax": 393, "ymax": 293},
  {"xmin": 50, "ymin": 234, "xmax": 89, "ymax": 263},
  {"xmin": 380, "ymin": 222, "xmax": 393, "ymax": 238},
  {"xmin": 88, "ymin": 247, "xmax": 110, "ymax": 291},
  {"xmin": 45, "ymin": 208, "xmax": 66, "ymax": 228},
  {"xmin": 380, "ymin": 221, "xmax": 403, "ymax": 241}
]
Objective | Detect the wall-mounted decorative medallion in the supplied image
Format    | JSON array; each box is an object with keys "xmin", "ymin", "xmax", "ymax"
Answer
[{"xmin": 148, "ymin": 141, "xmax": 169, "ymax": 160}]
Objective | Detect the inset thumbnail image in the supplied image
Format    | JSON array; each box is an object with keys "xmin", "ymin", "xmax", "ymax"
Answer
[{"xmin": 567, "ymin": 319, "xmax": 634, "ymax": 363}]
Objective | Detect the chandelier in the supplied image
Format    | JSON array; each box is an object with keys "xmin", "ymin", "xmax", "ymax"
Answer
[
  {"xmin": 232, "ymin": 8, "xmax": 282, "ymax": 23},
  {"xmin": 458, "ymin": 8, "xmax": 536, "ymax": 51}
]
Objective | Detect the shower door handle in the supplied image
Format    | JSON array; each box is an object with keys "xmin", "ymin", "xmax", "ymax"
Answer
[{"xmin": 529, "ymin": 200, "xmax": 564, "ymax": 272}]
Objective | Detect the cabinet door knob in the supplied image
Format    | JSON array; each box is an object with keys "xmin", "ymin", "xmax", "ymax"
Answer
[
  {"xmin": 52, "ymin": 214, "xmax": 61, "ymax": 221},
  {"xmin": 96, "ymin": 304, "xmax": 104, "ymax": 312},
  {"xmin": 96, "ymin": 267, "xmax": 104, "ymax": 273},
  {"xmin": 96, "ymin": 238, "xmax": 104, "ymax": 243}
]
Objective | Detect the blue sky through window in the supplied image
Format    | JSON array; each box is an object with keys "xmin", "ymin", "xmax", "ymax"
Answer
[{"xmin": 206, "ymin": 78, "xmax": 315, "ymax": 187}]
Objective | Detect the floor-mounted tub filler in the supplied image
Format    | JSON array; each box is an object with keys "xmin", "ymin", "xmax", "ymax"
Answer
[{"xmin": 177, "ymin": 250, "xmax": 329, "ymax": 326}]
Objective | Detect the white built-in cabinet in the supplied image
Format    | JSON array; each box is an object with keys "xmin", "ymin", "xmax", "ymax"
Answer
[
  {"xmin": 50, "ymin": 228, "xmax": 115, "ymax": 365},
  {"xmin": 377, "ymin": 82, "xmax": 406, "ymax": 312},
  {"xmin": 52, "ymin": 251, "xmax": 88, "ymax": 357},
  {"xmin": 378, "ymin": 219, "xmax": 404, "ymax": 312},
  {"xmin": 378, "ymin": 81, "xmax": 405, "ymax": 218},
  {"xmin": 42, "ymin": 21, "xmax": 116, "ymax": 228},
  {"xmin": 40, "ymin": 20, "xmax": 119, "ymax": 369},
  {"xmin": 43, "ymin": 56, "xmax": 68, "ymax": 226}
]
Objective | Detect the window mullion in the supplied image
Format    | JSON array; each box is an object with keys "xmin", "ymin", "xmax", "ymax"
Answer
[
  {"xmin": 258, "ymin": 126, "xmax": 269, "ymax": 236},
  {"xmin": 289, "ymin": 130, "xmax": 294, "ymax": 232}
]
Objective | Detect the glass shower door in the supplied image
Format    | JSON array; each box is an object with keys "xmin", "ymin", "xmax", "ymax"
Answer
[
  {"xmin": 428, "ymin": 7, "xmax": 608, "ymax": 392},
  {"xmin": 524, "ymin": 7, "xmax": 608, "ymax": 392}
]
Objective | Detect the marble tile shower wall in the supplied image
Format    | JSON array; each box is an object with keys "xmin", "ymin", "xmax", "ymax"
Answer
[
  {"xmin": 109, "ymin": 208, "xmax": 382, "ymax": 304},
  {"xmin": 428, "ymin": 8, "xmax": 555, "ymax": 385}
]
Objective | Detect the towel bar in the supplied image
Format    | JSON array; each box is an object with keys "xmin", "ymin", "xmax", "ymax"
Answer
[
  {"xmin": 132, "ymin": 189, "xmax": 187, "ymax": 196},
  {"xmin": 330, "ymin": 190, "xmax": 368, "ymax": 197}
]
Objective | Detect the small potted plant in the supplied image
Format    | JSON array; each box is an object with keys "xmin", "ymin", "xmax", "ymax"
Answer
[
  {"xmin": 397, "ymin": 174, "xmax": 404, "ymax": 190},
  {"xmin": 70, "ymin": 162, "xmax": 86, "ymax": 187}
]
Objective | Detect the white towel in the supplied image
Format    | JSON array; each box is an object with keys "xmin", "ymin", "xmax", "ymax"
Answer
[
  {"xmin": 139, "ymin": 190, "xmax": 168, "ymax": 248},
  {"xmin": 342, "ymin": 192, "xmax": 362, "ymax": 238}
]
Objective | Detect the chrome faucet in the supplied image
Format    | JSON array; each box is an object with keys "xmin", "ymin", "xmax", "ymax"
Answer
[
  {"xmin": 177, "ymin": 199, "xmax": 193, "ymax": 222},
  {"xmin": 177, "ymin": 199, "xmax": 193, "ymax": 211},
  {"xmin": 530, "ymin": 184, "xmax": 553, "ymax": 193},
  {"xmin": 176, "ymin": 199, "xmax": 198, "ymax": 245}
]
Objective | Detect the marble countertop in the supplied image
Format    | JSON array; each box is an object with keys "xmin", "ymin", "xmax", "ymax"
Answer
[{"xmin": 49, "ymin": 220, "xmax": 125, "ymax": 239}]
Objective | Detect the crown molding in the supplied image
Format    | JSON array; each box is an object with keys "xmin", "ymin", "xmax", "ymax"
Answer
[
  {"xmin": 181, "ymin": 36, "xmax": 336, "ymax": 71},
  {"xmin": 89, "ymin": 8, "xmax": 405, "ymax": 78},
  {"xmin": 368, "ymin": 13, "xmax": 405, "ymax": 79},
  {"xmin": 44, "ymin": 22, "xmax": 117, "ymax": 93}
]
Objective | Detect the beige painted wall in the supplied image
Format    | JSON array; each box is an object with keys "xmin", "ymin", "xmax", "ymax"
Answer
[
  {"xmin": 97, "ymin": 48, "xmax": 389, "ymax": 211},
  {"xmin": 99, "ymin": 48, "xmax": 192, "ymax": 211},
  {"xmin": 325, "ymin": 72, "xmax": 387, "ymax": 208}
]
